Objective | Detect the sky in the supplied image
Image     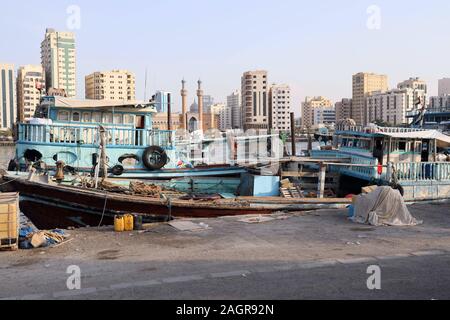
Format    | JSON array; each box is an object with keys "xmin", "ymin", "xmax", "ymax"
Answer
[{"xmin": 1, "ymin": 0, "xmax": 450, "ymax": 116}]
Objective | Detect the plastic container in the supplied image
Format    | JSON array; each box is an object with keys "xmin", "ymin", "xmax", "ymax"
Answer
[
  {"xmin": 123, "ymin": 214, "xmax": 134, "ymax": 231},
  {"xmin": 133, "ymin": 215, "xmax": 143, "ymax": 230},
  {"xmin": 114, "ymin": 215, "xmax": 125, "ymax": 232},
  {"xmin": 0, "ymin": 193, "xmax": 19, "ymax": 251},
  {"xmin": 347, "ymin": 205, "xmax": 355, "ymax": 218}
]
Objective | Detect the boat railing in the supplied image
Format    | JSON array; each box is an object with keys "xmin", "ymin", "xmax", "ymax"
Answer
[
  {"xmin": 336, "ymin": 125, "xmax": 427, "ymax": 133},
  {"xmin": 394, "ymin": 162, "xmax": 450, "ymax": 182},
  {"xmin": 311, "ymin": 150, "xmax": 380, "ymax": 180},
  {"xmin": 17, "ymin": 123, "xmax": 174, "ymax": 148}
]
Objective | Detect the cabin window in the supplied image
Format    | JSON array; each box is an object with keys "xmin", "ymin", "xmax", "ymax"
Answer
[
  {"xmin": 398, "ymin": 141, "xmax": 407, "ymax": 151},
  {"xmin": 72, "ymin": 112, "xmax": 81, "ymax": 122},
  {"xmin": 57, "ymin": 111, "xmax": 70, "ymax": 121},
  {"xmin": 113, "ymin": 114, "xmax": 122, "ymax": 124},
  {"xmin": 92, "ymin": 112, "xmax": 102, "ymax": 123},
  {"xmin": 82, "ymin": 112, "xmax": 91, "ymax": 122},
  {"xmin": 103, "ymin": 113, "xmax": 113, "ymax": 123},
  {"xmin": 124, "ymin": 114, "xmax": 135, "ymax": 124}
]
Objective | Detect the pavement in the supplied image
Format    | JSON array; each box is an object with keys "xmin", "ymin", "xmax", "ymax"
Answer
[{"xmin": 1, "ymin": 201, "xmax": 450, "ymax": 300}]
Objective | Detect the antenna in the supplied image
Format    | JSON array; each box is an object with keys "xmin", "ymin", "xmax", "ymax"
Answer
[{"xmin": 144, "ymin": 68, "xmax": 148, "ymax": 101}]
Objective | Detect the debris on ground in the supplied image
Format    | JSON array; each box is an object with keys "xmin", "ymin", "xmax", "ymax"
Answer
[
  {"xmin": 238, "ymin": 215, "xmax": 276, "ymax": 224},
  {"xmin": 19, "ymin": 214, "xmax": 71, "ymax": 249},
  {"xmin": 169, "ymin": 220, "xmax": 211, "ymax": 232}
]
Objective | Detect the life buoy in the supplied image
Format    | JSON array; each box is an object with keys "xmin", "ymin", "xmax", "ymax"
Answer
[{"xmin": 142, "ymin": 146, "xmax": 168, "ymax": 170}]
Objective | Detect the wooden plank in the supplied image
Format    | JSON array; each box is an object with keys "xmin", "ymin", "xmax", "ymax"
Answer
[{"xmin": 281, "ymin": 171, "xmax": 339, "ymax": 178}]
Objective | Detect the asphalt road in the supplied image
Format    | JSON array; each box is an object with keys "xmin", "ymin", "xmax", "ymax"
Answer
[{"xmin": 4, "ymin": 252, "xmax": 450, "ymax": 300}]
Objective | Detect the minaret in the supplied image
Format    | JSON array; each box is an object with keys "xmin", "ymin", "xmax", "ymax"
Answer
[
  {"xmin": 181, "ymin": 79, "xmax": 188, "ymax": 130},
  {"xmin": 197, "ymin": 79, "xmax": 204, "ymax": 131}
]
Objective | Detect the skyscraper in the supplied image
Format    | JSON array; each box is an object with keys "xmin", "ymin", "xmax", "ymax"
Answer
[
  {"xmin": 438, "ymin": 78, "xmax": 450, "ymax": 96},
  {"xmin": 41, "ymin": 28, "xmax": 76, "ymax": 97},
  {"xmin": 335, "ymin": 98, "xmax": 352, "ymax": 123},
  {"xmin": 352, "ymin": 72, "xmax": 388, "ymax": 125},
  {"xmin": 227, "ymin": 90, "xmax": 241, "ymax": 129},
  {"xmin": 152, "ymin": 91, "xmax": 172, "ymax": 112},
  {"xmin": 202, "ymin": 95, "xmax": 214, "ymax": 114},
  {"xmin": 0, "ymin": 63, "xmax": 16, "ymax": 129},
  {"xmin": 269, "ymin": 84, "xmax": 291, "ymax": 132},
  {"xmin": 241, "ymin": 70, "xmax": 269, "ymax": 130},
  {"xmin": 17, "ymin": 65, "xmax": 45, "ymax": 122},
  {"xmin": 85, "ymin": 70, "xmax": 135, "ymax": 101}
]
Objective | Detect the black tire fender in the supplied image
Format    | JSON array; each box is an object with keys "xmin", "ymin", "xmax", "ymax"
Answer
[{"xmin": 142, "ymin": 146, "xmax": 168, "ymax": 170}]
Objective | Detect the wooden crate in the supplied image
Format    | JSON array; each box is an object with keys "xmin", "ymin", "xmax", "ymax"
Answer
[{"xmin": 0, "ymin": 193, "xmax": 19, "ymax": 251}]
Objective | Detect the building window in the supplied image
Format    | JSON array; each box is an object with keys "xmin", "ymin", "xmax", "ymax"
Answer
[
  {"xmin": 92, "ymin": 112, "xmax": 102, "ymax": 123},
  {"xmin": 57, "ymin": 111, "xmax": 70, "ymax": 121},
  {"xmin": 82, "ymin": 112, "xmax": 91, "ymax": 122},
  {"xmin": 72, "ymin": 112, "xmax": 81, "ymax": 122},
  {"xmin": 103, "ymin": 113, "xmax": 113, "ymax": 123}
]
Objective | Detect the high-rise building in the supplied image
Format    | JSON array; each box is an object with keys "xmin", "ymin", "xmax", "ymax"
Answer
[
  {"xmin": 352, "ymin": 72, "xmax": 388, "ymax": 125},
  {"xmin": 438, "ymin": 78, "xmax": 450, "ymax": 97},
  {"xmin": 17, "ymin": 65, "xmax": 45, "ymax": 122},
  {"xmin": 41, "ymin": 28, "xmax": 76, "ymax": 97},
  {"xmin": 301, "ymin": 96, "xmax": 333, "ymax": 128},
  {"xmin": 152, "ymin": 91, "xmax": 172, "ymax": 112},
  {"xmin": 366, "ymin": 88, "xmax": 423, "ymax": 126},
  {"xmin": 85, "ymin": 70, "xmax": 135, "ymax": 101},
  {"xmin": 227, "ymin": 90, "xmax": 241, "ymax": 129},
  {"xmin": 335, "ymin": 98, "xmax": 352, "ymax": 123},
  {"xmin": 202, "ymin": 95, "xmax": 214, "ymax": 114},
  {"xmin": 0, "ymin": 63, "xmax": 16, "ymax": 129},
  {"xmin": 429, "ymin": 95, "xmax": 450, "ymax": 110},
  {"xmin": 397, "ymin": 77, "xmax": 427, "ymax": 93},
  {"xmin": 313, "ymin": 106, "xmax": 336, "ymax": 126},
  {"xmin": 211, "ymin": 103, "xmax": 232, "ymax": 131},
  {"xmin": 269, "ymin": 84, "xmax": 291, "ymax": 132},
  {"xmin": 241, "ymin": 70, "xmax": 269, "ymax": 130}
]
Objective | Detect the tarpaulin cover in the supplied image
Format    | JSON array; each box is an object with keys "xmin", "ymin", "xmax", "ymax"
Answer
[{"xmin": 351, "ymin": 186, "xmax": 422, "ymax": 226}]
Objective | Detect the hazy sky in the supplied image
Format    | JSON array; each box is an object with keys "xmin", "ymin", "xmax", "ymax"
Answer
[{"xmin": 1, "ymin": 0, "xmax": 450, "ymax": 115}]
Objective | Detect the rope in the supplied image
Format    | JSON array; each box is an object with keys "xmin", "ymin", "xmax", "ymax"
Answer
[
  {"xmin": 97, "ymin": 191, "xmax": 108, "ymax": 228},
  {"xmin": 0, "ymin": 176, "xmax": 22, "ymax": 186}
]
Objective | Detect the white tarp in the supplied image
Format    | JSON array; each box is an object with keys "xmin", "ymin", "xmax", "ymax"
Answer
[{"xmin": 352, "ymin": 186, "xmax": 422, "ymax": 226}]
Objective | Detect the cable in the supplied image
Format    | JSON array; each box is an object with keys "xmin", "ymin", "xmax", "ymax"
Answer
[{"xmin": 97, "ymin": 191, "xmax": 108, "ymax": 228}]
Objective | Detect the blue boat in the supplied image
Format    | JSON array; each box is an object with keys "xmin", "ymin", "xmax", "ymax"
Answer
[
  {"xmin": 13, "ymin": 96, "xmax": 248, "ymax": 179},
  {"xmin": 310, "ymin": 124, "xmax": 450, "ymax": 201}
]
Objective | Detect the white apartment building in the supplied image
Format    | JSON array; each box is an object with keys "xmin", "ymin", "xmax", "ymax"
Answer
[
  {"xmin": 0, "ymin": 63, "xmax": 16, "ymax": 129},
  {"xmin": 227, "ymin": 90, "xmax": 241, "ymax": 129},
  {"xmin": 366, "ymin": 89, "xmax": 411, "ymax": 125},
  {"xmin": 85, "ymin": 70, "xmax": 136, "ymax": 101},
  {"xmin": 241, "ymin": 70, "xmax": 269, "ymax": 130},
  {"xmin": 269, "ymin": 84, "xmax": 291, "ymax": 132},
  {"xmin": 17, "ymin": 65, "xmax": 45, "ymax": 122},
  {"xmin": 438, "ymin": 78, "xmax": 450, "ymax": 97},
  {"xmin": 41, "ymin": 28, "xmax": 76, "ymax": 97},
  {"xmin": 301, "ymin": 96, "xmax": 333, "ymax": 128},
  {"xmin": 211, "ymin": 103, "xmax": 232, "ymax": 131}
]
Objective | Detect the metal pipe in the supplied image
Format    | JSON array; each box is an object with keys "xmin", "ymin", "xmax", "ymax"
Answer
[{"xmin": 290, "ymin": 112, "xmax": 296, "ymax": 156}]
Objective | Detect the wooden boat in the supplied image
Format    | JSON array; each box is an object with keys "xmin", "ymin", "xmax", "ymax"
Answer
[{"xmin": 0, "ymin": 173, "xmax": 350, "ymax": 229}]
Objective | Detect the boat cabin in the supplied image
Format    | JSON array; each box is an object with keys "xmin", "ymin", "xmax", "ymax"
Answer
[{"xmin": 15, "ymin": 96, "xmax": 179, "ymax": 174}]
